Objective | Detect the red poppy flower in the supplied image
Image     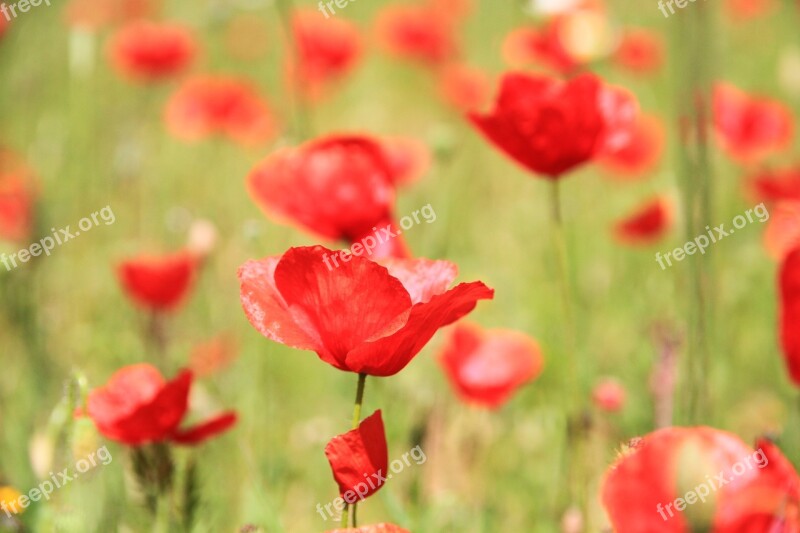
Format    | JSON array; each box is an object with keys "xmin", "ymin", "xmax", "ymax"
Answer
[
  {"xmin": 780, "ymin": 247, "xmax": 800, "ymax": 386},
  {"xmin": 238, "ymin": 246, "xmax": 494, "ymax": 377},
  {"xmin": 107, "ymin": 21, "xmax": 196, "ymax": 83},
  {"xmin": 713, "ymin": 82, "xmax": 794, "ymax": 165},
  {"xmin": 592, "ymin": 378, "xmax": 626, "ymax": 412},
  {"xmin": 375, "ymin": 4, "xmax": 458, "ymax": 66},
  {"xmin": 381, "ymin": 136, "xmax": 431, "ymax": 187},
  {"xmin": 326, "ymin": 524, "xmax": 410, "ymax": 533},
  {"xmin": 0, "ymin": 14, "xmax": 9, "ymax": 38},
  {"xmin": 0, "ymin": 172, "xmax": 35, "ymax": 243},
  {"xmin": 602, "ymin": 427, "xmax": 799, "ymax": 532},
  {"xmin": 469, "ymin": 72, "xmax": 607, "ymax": 179},
  {"xmin": 288, "ymin": 9, "xmax": 362, "ymax": 101},
  {"xmin": 613, "ymin": 197, "xmax": 673, "ymax": 245},
  {"xmin": 438, "ymin": 63, "xmax": 491, "ymax": 112},
  {"xmin": 724, "ymin": 0, "xmax": 777, "ymax": 21},
  {"xmin": 325, "ymin": 410, "xmax": 388, "ymax": 503},
  {"xmin": 117, "ymin": 250, "xmax": 198, "ymax": 312},
  {"xmin": 598, "ymin": 113, "xmax": 664, "ymax": 178},
  {"xmin": 247, "ymin": 135, "xmax": 408, "ymax": 258},
  {"xmin": 439, "ymin": 324, "xmax": 543, "ymax": 409},
  {"xmin": 764, "ymin": 202, "xmax": 800, "ymax": 260},
  {"xmin": 748, "ymin": 165, "xmax": 800, "ymax": 203},
  {"xmin": 165, "ymin": 76, "xmax": 278, "ymax": 146},
  {"xmin": 86, "ymin": 364, "xmax": 237, "ymax": 446},
  {"xmin": 501, "ymin": 21, "xmax": 581, "ymax": 74},
  {"xmin": 598, "ymin": 84, "xmax": 640, "ymax": 154},
  {"xmin": 613, "ymin": 29, "xmax": 664, "ymax": 76}
]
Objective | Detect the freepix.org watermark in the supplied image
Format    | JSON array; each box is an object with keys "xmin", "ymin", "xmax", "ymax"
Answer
[
  {"xmin": 1, "ymin": 445, "xmax": 113, "ymax": 518},
  {"xmin": 655, "ymin": 203, "xmax": 769, "ymax": 270},
  {"xmin": 315, "ymin": 444, "xmax": 427, "ymax": 521},
  {"xmin": 657, "ymin": 0, "xmax": 706, "ymax": 18},
  {"xmin": 1, "ymin": 205, "xmax": 116, "ymax": 272},
  {"xmin": 656, "ymin": 447, "xmax": 768, "ymax": 521},
  {"xmin": 1, "ymin": 0, "xmax": 51, "ymax": 22},
  {"xmin": 322, "ymin": 203, "xmax": 436, "ymax": 271}
]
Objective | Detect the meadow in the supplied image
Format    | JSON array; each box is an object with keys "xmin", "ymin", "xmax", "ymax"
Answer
[{"xmin": 1, "ymin": 0, "xmax": 800, "ymax": 531}]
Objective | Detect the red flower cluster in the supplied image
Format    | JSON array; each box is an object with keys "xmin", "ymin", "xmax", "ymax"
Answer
[
  {"xmin": 247, "ymin": 135, "xmax": 408, "ymax": 257},
  {"xmin": 375, "ymin": 4, "xmax": 459, "ymax": 66},
  {"xmin": 713, "ymin": 82, "xmax": 794, "ymax": 165},
  {"xmin": 613, "ymin": 196, "xmax": 673, "ymax": 246},
  {"xmin": 288, "ymin": 10, "xmax": 362, "ymax": 101},
  {"xmin": 238, "ymin": 246, "xmax": 494, "ymax": 377},
  {"xmin": 108, "ymin": 21, "xmax": 196, "ymax": 83},
  {"xmin": 439, "ymin": 324, "xmax": 543, "ymax": 409},
  {"xmin": 0, "ymin": 162, "xmax": 35, "ymax": 243},
  {"xmin": 780, "ymin": 248, "xmax": 800, "ymax": 386},
  {"xmin": 470, "ymin": 72, "xmax": 608, "ymax": 179},
  {"xmin": 86, "ymin": 364, "xmax": 237, "ymax": 446},
  {"xmin": 602, "ymin": 427, "xmax": 799, "ymax": 531},
  {"xmin": 117, "ymin": 250, "xmax": 198, "ymax": 312},
  {"xmin": 165, "ymin": 76, "xmax": 277, "ymax": 146},
  {"xmin": 613, "ymin": 29, "xmax": 665, "ymax": 76}
]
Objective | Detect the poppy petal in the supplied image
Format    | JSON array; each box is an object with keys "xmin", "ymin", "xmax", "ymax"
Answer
[
  {"xmin": 171, "ymin": 411, "xmax": 238, "ymax": 445},
  {"xmin": 273, "ymin": 246, "xmax": 413, "ymax": 369},
  {"xmin": 324, "ymin": 410, "xmax": 389, "ymax": 501},
  {"xmin": 345, "ymin": 281, "xmax": 495, "ymax": 376}
]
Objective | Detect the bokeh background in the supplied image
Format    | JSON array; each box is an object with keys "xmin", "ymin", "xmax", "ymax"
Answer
[{"xmin": 1, "ymin": 0, "xmax": 800, "ymax": 530}]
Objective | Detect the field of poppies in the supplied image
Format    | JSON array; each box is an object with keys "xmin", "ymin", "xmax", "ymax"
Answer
[{"xmin": 2, "ymin": 0, "xmax": 800, "ymax": 531}]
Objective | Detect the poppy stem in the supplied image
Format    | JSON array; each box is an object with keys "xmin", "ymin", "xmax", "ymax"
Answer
[
  {"xmin": 549, "ymin": 180, "xmax": 584, "ymax": 515},
  {"xmin": 275, "ymin": 0, "xmax": 313, "ymax": 141},
  {"xmin": 341, "ymin": 372, "xmax": 367, "ymax": 527}
]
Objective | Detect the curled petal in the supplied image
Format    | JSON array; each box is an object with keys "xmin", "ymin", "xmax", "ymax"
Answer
[{"xmin": 171, "ymin": 411, "xmax": 238, "ymax": 445}]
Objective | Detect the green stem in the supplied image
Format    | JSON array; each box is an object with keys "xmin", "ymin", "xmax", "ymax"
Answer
[
  {"xmin": 550, "ymin": 180, "xmax": 584, "ymax": 516},
  {"xmin": 673, "ymin": 0, "xmax": 715, "ymax": 425},
  {"xmin": 341, "ymin": 373, "xmax": 367, "ymax": 528},
  {"xmin": 275, "ymin": 0, "xmax": 312, "ymax": 141}
]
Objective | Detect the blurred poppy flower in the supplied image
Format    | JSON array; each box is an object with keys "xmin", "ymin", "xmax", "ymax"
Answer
[
  {"xmin": 189, "ymin": 334, "xmax": 238, "ymax": 378},
  {"xmin": 165, "ymin": 76, "xmax": 278, "ymax": 146},
  {"xmin": 764, "ymin": 201, "xmax": 800, "ymax": 260},
  {"xmin": 598, "ymin": 113, "xmax": 664, "ymax": 178},
  {"xmin": 592, "ymin": 378, "xmax": 626, "ymax": 412},
  {"xmin": 288, "ymin": 9, "xmax": 362, "ymax": 101},
  {"xmin": 438, "ymin": 63, "xmax": 491, "ymax": 112},
  {"xmin": 598, "ymin": 84, "xmax": 640, "ymax": 154},
  {"xmin": 326, "ymin": 524, "xmax": 410, "ymax": 533},
  {"xmin": 381, "ymin": 136, "xmax": 431, "ymax": 187},
  {"xmin": 86, "ymin": 364, "xmax": 237, "ymax": 446},
  {"xmin": 613, "ymin": 29, "xmax": 664, "ymax": 76},
  {"xmin": 65, "ymin": 0, "xmax": 158, "ymax": 31},
  {"xmin": 247, "ymin": 135, "xmax": 408, "ymax": 258},
  {"xmin": 713, "ymin": 82, "xmax": 794, "ymax": 165},
  {"xmin": 439, "ymin": 324, "xmax": 543, "ymax": 409},
  {"xmin": 469, "ymin": 72, "xmax": 606, "ymax": 179},
  {"xmin": 238, "ymin": 245, "xmax": 494, "ymax": 377},
  {"xmin": 117, "ymin": 250, "xmax": 198, "ymax": 312},
  {"xmin": 501, "ymin": 22, "xmax": 581, "ymax": 74},
  {"xmin": 748, "ymin": 165, "xmax": 800, "ymax": 203},
  {"xmin": 724, "ymin": 0, "xmax": 777, "ymax": 21},
  {"xmin": 375, "ymin": 4, "xmax": 458, "ymax": 66},
  {"xmin": 602, "ymin": 427, "xmax": 799, "ymax": 532},
  {"xmin": 0, "ymin": 172, "xmax": 35, "ymax": 243},
  {"xmin": 613, "ymin": 197, "xmax": 673, "ymax": 246},
  {"xmin": 107, "ymin": 21, "xmax": 196, "ymax": 83},
  {"xmin": 780, "ymin": 247, "xmax": 800, "ymax": 386},
  {"xmin": 0, "ymin": 14, "xmax": 9, "ymax": 38},
  {"xmin": 325, "ymin": 410, "xmax": 388, "ymax": 502}
]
